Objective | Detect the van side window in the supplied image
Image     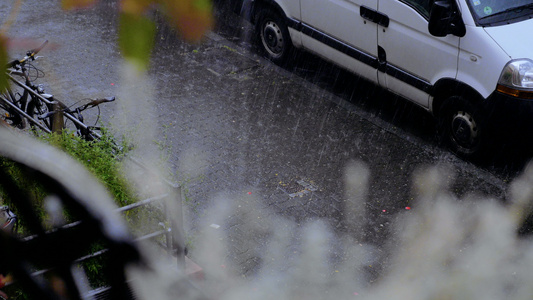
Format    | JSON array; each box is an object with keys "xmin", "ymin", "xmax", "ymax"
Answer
[{"xmin": 400, "ymin": 0, "xmax": 431, "ymax": 19}]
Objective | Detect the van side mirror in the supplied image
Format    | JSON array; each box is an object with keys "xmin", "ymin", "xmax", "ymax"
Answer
[{"xmin": 428, "ymin": 0, "xmax": 466, "ymax": 37}]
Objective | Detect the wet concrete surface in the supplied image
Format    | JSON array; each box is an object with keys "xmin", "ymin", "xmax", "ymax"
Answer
[{"xmin": 1, "ymin": 0, "xmax": 531, "ymax": 281}]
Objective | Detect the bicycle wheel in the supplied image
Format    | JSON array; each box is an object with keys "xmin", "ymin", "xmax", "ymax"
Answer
[
  {"xmin": 1, "ymin": 69, "xmax": 34, "ymax": 129},
  {"xmin": 0, "ymin": 89, "xmax": 27, "ymax": 129}
]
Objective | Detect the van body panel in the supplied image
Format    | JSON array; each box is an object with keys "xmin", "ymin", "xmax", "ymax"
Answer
[
  {"xmin": 300, "ymin": 0, "xmax": 378, "ymax": 58},
  {"xmin": 270, "ymin": 0, "xmax": 300, "ymax": 20},
  {"xmin": 300, "ymin": 32, "xmax": 379, "ymax": 84},
  {"xmin": 300, "ymin": 0, "xmax": 379, "ymax": 83},
  {"xmin": 456, "ymin": 26, "xmax": 510, "ymax": 99},
  {"xmin": 483, "ymin": 18, "xmax": 533, "ymax": 59},
  {"xmin": 457, "ymin": 0, "xmax": 475, "ymax": 26},
  {"xmin": 387, "ymin": 79, "xmax": 432, "ymax": 109},
  {"xmin": 288, "ymin": 27, "xmax": 303, "ymax": 48},
  {"xmin": 377, "ymin": 0, "xmax": 460, "ymax": 108}
]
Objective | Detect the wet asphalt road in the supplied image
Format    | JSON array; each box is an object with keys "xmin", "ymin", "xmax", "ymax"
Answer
[{"xmin": 2, "ymin": 0, "xmax": 531, "ymax": 279}]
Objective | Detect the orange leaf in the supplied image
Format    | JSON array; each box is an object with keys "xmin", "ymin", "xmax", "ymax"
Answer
[
  {"xmin": 121, "ymin": 0, "xmax": 153, "ymax": 15},
  {"xmin": 173, "ymin": 13, "xmax": 213, "ymax": 42},
  {"xmin": 161, "ymin": 0, "xmax": 213, "ymax": 42},
  {"xmin": 61, "ymin": 0, "xmax": 97, "ymax": 10}
]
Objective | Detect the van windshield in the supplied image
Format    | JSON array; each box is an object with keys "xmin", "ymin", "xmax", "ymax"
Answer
[{"xmin": 467, "ymin": 0, "xmax": 533, "ymax": 26}]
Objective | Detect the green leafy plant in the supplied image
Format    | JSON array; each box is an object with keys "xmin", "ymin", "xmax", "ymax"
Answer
[{"xmin": 38, "ymin": 129, "xmax": 136, "ymax": 208}]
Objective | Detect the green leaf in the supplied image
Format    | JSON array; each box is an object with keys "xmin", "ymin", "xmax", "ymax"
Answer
[
  {"xmin": 0, "ymin": 36, "xmax": 8, "ymax": 91},
  {"xmin": 118, "ymin": 13, "xmax": 156, "ymax": 72},
  {"xmin": 194, "ymin": 0, "xmax": 212, "ymax": 11}
]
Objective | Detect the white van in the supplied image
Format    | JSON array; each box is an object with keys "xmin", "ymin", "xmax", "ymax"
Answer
[{"xmin": 241, "ymin": 0, "xmax": 533, "ymax": 158}]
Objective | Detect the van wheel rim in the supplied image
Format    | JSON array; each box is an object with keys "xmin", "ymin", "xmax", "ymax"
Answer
[
  {"xmin": 451, "ymin": 110, "xmax": 478, "ymax": 147},
  {"xmin": 262, "ymin": 21, "xmax": 284, "ymax": 57}
]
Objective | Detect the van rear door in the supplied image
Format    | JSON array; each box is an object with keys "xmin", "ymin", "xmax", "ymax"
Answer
[
  {"xmin": 376, "ymin": 0, "xmax": 460, "ymax": 108},
  {"xmin": 300, "ymin": 0, "xmax": 379, "ymax": 84}
]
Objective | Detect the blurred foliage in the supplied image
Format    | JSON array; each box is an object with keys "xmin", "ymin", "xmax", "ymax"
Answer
[
  {"xmin": 118, "ymin": 12, "xmax": 157, "ymax": 71},
  {"xmin": 0, "ymin": 0, "xmax": 22, "ymax": 92},
  {"xmin": 0, "ymin": 35, "xmax": 7, "ymax": 92},
  {"xmin": 0, "ymin": 0, "xmax": 213, "ymax": 75},
  {"xmin": 68, "ymin": 0, "xmax": 213, "ymax": 71}
]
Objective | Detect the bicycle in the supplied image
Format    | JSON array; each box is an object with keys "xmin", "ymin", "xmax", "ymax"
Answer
[
  {"xmin": 0, "ymin": 40, "xmax": 50, "ymax": 130},
  {"xmin": 1, "ymin": 40, "xmax": 115, "ymax": 141}
]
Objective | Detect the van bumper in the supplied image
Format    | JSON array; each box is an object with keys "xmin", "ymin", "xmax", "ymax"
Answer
[{"xmin": 484, "ymin": 91, "xmax": 533, "ymax": 139}]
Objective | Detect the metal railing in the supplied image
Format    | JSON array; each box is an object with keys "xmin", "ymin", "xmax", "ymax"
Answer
[{"xmin": 22, "ymin": 190, "xmax": 186, "ymax": 278}]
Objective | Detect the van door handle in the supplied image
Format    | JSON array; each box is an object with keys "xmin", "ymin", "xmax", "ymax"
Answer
[{"xmin": 360, "ymin": 6, "xmax": 389, "ymax": 27}]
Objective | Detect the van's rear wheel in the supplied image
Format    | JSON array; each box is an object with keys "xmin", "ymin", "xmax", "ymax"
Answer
[
  {"xmin": 437, "ymin": 96, "xmax": 488, "ymax": 159},
  {"xmin": 255, "ymin": 8, "xmax": 293, "ymax": 65}
]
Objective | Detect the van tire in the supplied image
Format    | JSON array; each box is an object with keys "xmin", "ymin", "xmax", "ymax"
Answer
[
  {"xmin": 437, "ymin": 96, "xmax": 488, "ymax": 159},
  {"xmin": 255, "ymin": 8, "xmax": 293, "ymax": 65}
]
